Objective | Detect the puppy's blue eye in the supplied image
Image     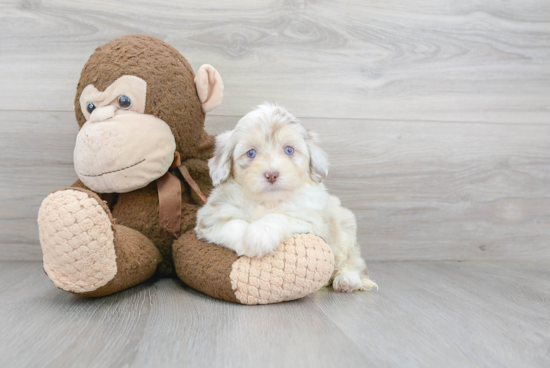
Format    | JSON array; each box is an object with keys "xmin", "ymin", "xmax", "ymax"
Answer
[
  {"xmin": 247, "ymin": 149, "xmax": 257, "ymax": 158},
  {"xmin": 284, "ymin": 146, "xmax": 294, "ymax": 155}
]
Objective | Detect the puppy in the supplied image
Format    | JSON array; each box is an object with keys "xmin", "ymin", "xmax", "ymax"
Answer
[{"xmin": 196, "ymin": 103, "xmax": 377, "ymax": 292}]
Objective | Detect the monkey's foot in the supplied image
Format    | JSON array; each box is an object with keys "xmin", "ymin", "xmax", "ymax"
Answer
[
  {"xmin": 174, "ymin": 232, "xmax": 335, "ymax": 305},
  {"xmin": 38, "ymin": 189, "xmax": 117, "ymax": 293}
]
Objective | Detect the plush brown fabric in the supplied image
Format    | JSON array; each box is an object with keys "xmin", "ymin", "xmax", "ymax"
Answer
[
  {"xmin": 69, "ymin": 35, "xmax": 216, "ymax": 283},
  {"xmin": 110, "ymin": 178, "xmax": 198, "ymax": 277},
  {"xmin": 78, "ymin": 224, "xmax": 162, "ymax": 297},
  {"xmin": 173, "ymin": 230, "xmax": 240, "ymax": 304},
  {"xmin": 38, "ymin": 35, "xmax": 240, "ymax": 301}
]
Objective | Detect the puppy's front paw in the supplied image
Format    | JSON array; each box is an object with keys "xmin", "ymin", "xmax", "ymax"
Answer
[
  {"xmin": 333, "ymin": 272, "xmax": 378, "ymax": 293},
  {"xmin": 241, "ymin": 221, "xmax": 283, "ymax": 258}
]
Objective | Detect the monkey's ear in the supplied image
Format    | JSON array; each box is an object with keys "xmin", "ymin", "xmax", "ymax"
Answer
[
  {"xmin": 195, "ymin": 64, "xmax": 224, "ymax": 113},
  {"xmin": 306, "ymin": 130, "xmax": 329, "ymax": 183},
  {"xmin": 208, "ymin": 130, "xmax": 233, "ymax": 186}
]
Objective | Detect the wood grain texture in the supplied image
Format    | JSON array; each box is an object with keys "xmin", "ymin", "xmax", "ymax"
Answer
[
  {"xmin": 1, "ymin": 260, "xmax": 549, "ymax": 367},
  {"xmin": 0, "ymin": 0, "xmax": 549, "ymax": 123},
  {"xmin": 2, "ymin": 111, "xmax": 549, "ymax": 261},
  {"xmin": 312, "ymin": 261, "xmax": 550, "ymax": 368},
  {"xmin": 0, "ymin": 261, "xmax": 373, "ymax": 368},
  {"xmin": 0, "ymin": 110, "xmax": 78, "ymax": 260}
]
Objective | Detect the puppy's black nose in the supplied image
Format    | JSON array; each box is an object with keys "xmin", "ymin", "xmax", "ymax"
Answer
[{"xmin": 265, "ymin": 171, "xmax": 279, "ymax": 184}]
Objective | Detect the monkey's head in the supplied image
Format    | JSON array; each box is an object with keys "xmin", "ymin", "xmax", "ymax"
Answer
[{"xmin": 73, "ymin": 35, "xmax": 223, "ymax": 193}]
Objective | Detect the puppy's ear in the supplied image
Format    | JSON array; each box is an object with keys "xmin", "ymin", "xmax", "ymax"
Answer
[
  {"xmin": 208, "ymin": 130, "xmax": 233, "ymax": 186},
  {"xmin": 306, "ymin": 130, "xmax": 329, "ymax": 182}
]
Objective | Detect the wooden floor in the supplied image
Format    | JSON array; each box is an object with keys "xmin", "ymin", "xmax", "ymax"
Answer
[{"xmin": 1, "ymin": 260, "xmax": 549, "ymax": 368}]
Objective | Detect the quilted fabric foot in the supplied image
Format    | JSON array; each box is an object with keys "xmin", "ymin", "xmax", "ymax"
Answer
[
  {"xmin": 38, "ymin": 189, "xmax": 117, "ymax": 293},
  {"xmin": 229, "ymin": 234, "xmax": 334, "ymax": 305}
]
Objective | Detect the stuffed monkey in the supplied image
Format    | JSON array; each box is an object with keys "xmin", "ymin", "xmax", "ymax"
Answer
[{"xmin": 37, "ymin": 35, "xmax": 334, "ymax": 305}]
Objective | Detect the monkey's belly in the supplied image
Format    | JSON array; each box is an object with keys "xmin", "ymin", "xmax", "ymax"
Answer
[{"xmin": 111, "ymin": 185, "xmax": 196, "ymax": 276}]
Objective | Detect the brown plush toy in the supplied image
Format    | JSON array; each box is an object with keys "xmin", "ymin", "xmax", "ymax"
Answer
[{"xmin": 37, "ymin": 35, "xmax": 334, "ymax": 305}]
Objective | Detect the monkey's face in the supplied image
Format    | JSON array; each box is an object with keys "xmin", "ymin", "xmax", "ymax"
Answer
[
  {"xmin": 73, "ymin": 57, "xmax": 223, "ymax": 194},
  {"xmin": 74, "ymin": 76, "xmax": 176, "ymax": 193}
]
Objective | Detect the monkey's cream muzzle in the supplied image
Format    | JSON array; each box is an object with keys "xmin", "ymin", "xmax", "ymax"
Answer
[{"xmin": 74, "ymin": 76, "xmax": 176, "ymax": 193}]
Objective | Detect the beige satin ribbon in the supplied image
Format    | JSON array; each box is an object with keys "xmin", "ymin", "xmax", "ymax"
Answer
[{"xmin": 156, "ymin": 152, "xmax": 207, "ymax": 238}]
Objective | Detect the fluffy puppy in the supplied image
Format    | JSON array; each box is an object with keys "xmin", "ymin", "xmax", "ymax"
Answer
[{"xmin": 196, "ymin": 103, "xmax": 376, "ymax": 292}]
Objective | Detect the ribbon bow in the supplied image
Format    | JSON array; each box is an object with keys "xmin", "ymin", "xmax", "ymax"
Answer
[{"xmin": 156, "ymin": 152, "xmax": 207, "ymax": 238}]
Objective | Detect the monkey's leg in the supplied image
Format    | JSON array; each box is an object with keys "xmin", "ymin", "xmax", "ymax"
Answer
[
  {"xmin": 173, "ymin": 230, "xmax": 335, "ymax": 305},
  {"xmin": 38, "ymin": 188, "xmax": 161, "ymax": 297}
]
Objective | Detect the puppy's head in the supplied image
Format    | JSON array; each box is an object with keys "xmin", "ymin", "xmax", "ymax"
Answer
[{"xmin": 209, "ymin": 103, "xmax": 329, "ymax": 200}]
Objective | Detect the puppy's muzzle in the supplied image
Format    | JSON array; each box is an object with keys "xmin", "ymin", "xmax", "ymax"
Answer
[{"xmin": 264, "ymin": 171, "xmax": 279, "ymax": 184}]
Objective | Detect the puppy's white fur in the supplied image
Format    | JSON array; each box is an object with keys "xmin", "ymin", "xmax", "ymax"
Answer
[{"xmin": 196, "ymin": 103, "xmax": 377, "ymax": 292}]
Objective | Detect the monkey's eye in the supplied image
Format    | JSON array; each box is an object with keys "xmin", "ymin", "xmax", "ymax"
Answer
[
  {"xmin": 118, "ymin": 95, "xmax": 131, "ymax": 108},
  {"xmin": 284, "ymin": 146, "xmax": 294, "ymax": 155},
  {"xmin": 87, "ymin": 103, "xmax": 96, "ymax": 114},
  {"xmin": 247, "ymin": 149, "xmax": 257, "ymax": 158}
]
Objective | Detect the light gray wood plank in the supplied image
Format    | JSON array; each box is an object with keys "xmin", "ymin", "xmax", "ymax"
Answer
[
  {"xmin": 131, "ymin": 281, "xmax": 372, "ymax": 367},
  {"xmin": 0, "ymin": 261, "xmax": 373, "ymax": 368},
  {"xmin": 490, "ymin": 260, "xmax": 550, "ymax": 282},
  {"xmin": 0, "ymin": 110, "xmax": 78, "ymax": 260},
  {"xmin": 313, "ymin": 261, "xmax": 550, "ymax": 368},
  {"xmin": 0, "ymin": 264, "xmax": 163, "ymax": 368},
  {"xmin": 0, "ymin": 260, "xmax": 42, "ymax": 293},
  {"xmin": 0, "ymin": 0, "xmax": 549, "ymax": 123},
  {"xmin": 2, "ymin": 111, "xmax": 550, "ymax": 261},
  {"xmin": 1, "ymin": 261, "xmax": 549, "ymax": 367}
]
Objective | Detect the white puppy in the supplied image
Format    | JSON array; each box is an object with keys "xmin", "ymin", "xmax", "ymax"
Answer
[{"xmin": 196, "ymin": 103, "xmax": 376, "ymax": 292}]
